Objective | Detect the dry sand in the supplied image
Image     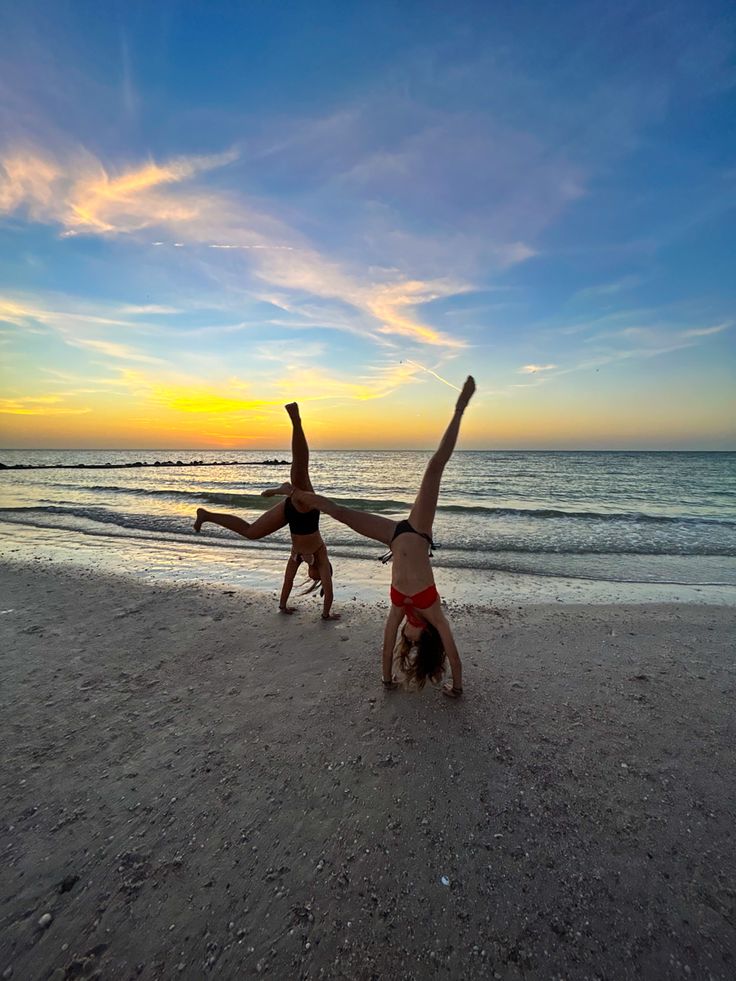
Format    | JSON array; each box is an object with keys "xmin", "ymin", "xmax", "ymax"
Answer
[{"xmin": 1, "ymin": 560, "xmax": 734, "ymax": 980}]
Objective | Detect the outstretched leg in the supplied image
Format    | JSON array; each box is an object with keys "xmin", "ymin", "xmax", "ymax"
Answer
[
  {"xmin": 286, "ymin": 402, "xmax": 314, "ymax": 492},
  {"xmin": 292, "ymin": 489, "xmax": 396, "ymax": 546},
  {"xmin": 408, "ymin": 376, "xmax": 475, "ymax": 535},
  {"xmin": 194, "ymin": 500, "xmax": 287, "ymax": 539}
]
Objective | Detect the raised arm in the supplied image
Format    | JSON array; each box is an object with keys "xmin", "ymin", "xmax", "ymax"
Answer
[
  {"xmin": 381, "ymin": 605, "xmax": 404, "ymax": 687},
  {"xmin": 434, "ymin": 616, "xmax": 463, "ymax": 696},
  {"xmin": 321, "ymin": 578, "xmax": 335, "ymax": 619},
  {"xmin": 318, "ymin": 553, "xmax": 340, "ymax": 621},
  {"xmin": 278, "ymin": 557, "xmax": 300, "ymax": 613}
]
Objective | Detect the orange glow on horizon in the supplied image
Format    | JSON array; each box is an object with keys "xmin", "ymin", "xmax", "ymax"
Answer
[{"xmin": 1, "ymin": 382, "xmax": 733, "ymax": 450}]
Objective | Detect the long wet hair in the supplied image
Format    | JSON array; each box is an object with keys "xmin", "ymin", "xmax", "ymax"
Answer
[
  {"xmin": 397, "ymin": 622, "xmax": 446, "ymax": 689},
  {"xmin": 299, "ymin": 561, "xmax": 333, "ymax": 597}
]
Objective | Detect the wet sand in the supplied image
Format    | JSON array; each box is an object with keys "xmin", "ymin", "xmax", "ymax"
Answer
[{"xmin": 1, "ymin": 561, "xmax": 734, "ymax": 979}]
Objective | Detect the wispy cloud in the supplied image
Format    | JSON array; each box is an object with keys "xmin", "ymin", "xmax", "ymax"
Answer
[
  {"xmin": 585, "ymin": 321, "xmax": 732, "ymax": 350},
  {"xmin": 0, "ymin": 145, "xmax": 468, "ymax": 349},
  {"xmin": 118, "ymin": 304, "xmax": 181, "ymax": 315},
  {"xmin": 520, "ymin": 363, "xmax": 558, "ymax": 374},
  {"xmin": 528, "ymin": 319, "xmax": 732, "ymax": 383},
  {"xmin": 285, "ymin": 99, "xmax": 582, "ymax": 268},
  {"xmin": 105, "ymin": 357, "xmax": 425, "ymax": 419},
  {"xmin": 68, "ymin": 337, "xmax": 163, "ymax": 363},
  {"xmin": 0, "ymin": 395, "xmax": 91, "ymax": 416},
  {"xmin": 0, "ymin": 148, "xmax": 238, "ymax": 233},
  {"xmin": 0, "ymin": 292, "xmax": 165, "ymax": 364},
  {"xmin": 572, "ymin": 275, "xmax": 644, "ymax": 301},
  {"xmin": 273, "ymin": 359, "xmax": 423, "ymax": 403},
  {"xmin": 208, "ymin": 243, "xmax": 295, "ymax": 252},
  {"xmin": 365, "ymin": 280, "xmax": 467, "ymax": 348},
  {"xmin": 681, "ymin": 322, "xmax": 731, "ymax": 338},
  {"xmin": 153, "ymin": 241, "xmax": 295, "ymax": 252},
  {"xmin": 254, "ymin": 339, "xmax": 327, "ymax": 363}
]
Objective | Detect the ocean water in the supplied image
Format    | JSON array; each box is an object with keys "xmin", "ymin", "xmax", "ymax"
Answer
[{"xmin": 1, "ymin": 449, "xmax": 735, "ymax": 588}]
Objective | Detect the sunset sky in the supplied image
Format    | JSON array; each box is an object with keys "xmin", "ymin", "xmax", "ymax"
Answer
[{"xmin": 1, "ymin": 1, "xmax": 734, "ymax": 450}]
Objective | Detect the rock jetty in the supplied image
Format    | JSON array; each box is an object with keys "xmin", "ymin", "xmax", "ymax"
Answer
[{"xmin": 0, "ymin": 459, "xmax": 289, "ymax": 471}]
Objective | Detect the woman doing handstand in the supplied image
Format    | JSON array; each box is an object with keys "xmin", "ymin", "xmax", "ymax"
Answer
[
  {"xmin": 291, "ymin": 376, "xmax": 475, "ymax": 696},
  {"xmin": 193, "ymin": 403, "xmax": 338, "ymax": 619}
]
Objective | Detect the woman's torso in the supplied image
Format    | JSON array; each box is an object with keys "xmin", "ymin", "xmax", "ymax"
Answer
[
  {"xmin": 285, "ymin": 496, "xmax": 323, "ymax": 557},
  {"xmin": 285, "ymin": 496, "xmax": 319, "ymax": 534},
  {"xmin": 291, "ymin": 530, "xmax": 324, "ymax": 557},
  {"xmin": 390, "ymin": 523, "xmax": 435, "ymax": 595}
]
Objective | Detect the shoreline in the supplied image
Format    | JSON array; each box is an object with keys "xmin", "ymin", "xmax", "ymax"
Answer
[
  {"xmin": 1, "ymin": 561, "xmax": 735, "ymax": 978},
  {"xmin": 2, "ymin": 522, "xmax": 735, "ymax": 607}
]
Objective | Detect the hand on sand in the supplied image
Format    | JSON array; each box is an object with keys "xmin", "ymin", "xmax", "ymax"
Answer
[
  {"xmin": 456, "ymin": 375, "xmax": 476, "ymax": 413},
  {"xmin": 193, "ymin": 507, "xmax": 206, "ymax": 533},
  {"xmin": 321, "ymin": 612, "xmax": 341, "ymax": 621},
  {"xmin": 279, "ymin": 605, "xmax": 298, "ymax": 614},
  {"xmin": 382, "ymin": 675, "xmax": 400, "ymax": 690},
  {"xmin": 442, "ymin": 683, "xmax": 463, "ymax": 699}
]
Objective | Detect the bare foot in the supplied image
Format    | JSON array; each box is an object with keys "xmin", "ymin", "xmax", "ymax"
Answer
[
  {"xmin": 262, "ymin": 482, "xmax": 293, "ymax": 498},
  {"xmin": 321, "ymin": 612, "xmax": 341, "ymax": 621},
  {"xmin": 279, "ymin": 605, "xmax": 298, "ymax": 614},
  {"xmin": 193, "ymin": 507, "xmax": 207, "ymax": 532},
  {"xmin": 456, "ymin": 375, "xmax": 476, "ymax": 413},
  {"xmin": 285, "ymin": 402, "xmax": 300, "ymax": 423}
]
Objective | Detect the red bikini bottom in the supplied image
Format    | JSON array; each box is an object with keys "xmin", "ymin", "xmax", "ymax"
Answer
[{"xmin": 390, "ymin": 583, "xmax": 439, "ymax": 627}]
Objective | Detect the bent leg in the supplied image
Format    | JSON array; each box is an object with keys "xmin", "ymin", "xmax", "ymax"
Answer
[
  {"xmin": 245, "ymin": 500, "xmax": 288, "ymax": 538},
  {"xmin": 194, "ymin": 501, "xmax": 287, "ymax": 540},
  {"xmin": 409, "ymin": 376, "xmax": 475, "ymax": 534},
  {"xmin": 286, "ymin": 402, "xmax": 314, "ymax": 492}
]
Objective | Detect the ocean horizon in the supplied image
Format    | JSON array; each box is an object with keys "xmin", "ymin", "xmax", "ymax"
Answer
[{"xmin": 2, "ymin": 448, "xmax": 734, "ymax": 590}]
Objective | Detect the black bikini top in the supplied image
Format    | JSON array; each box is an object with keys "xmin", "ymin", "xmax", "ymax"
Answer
[
  {"xmin": 380, "ymin": 518, "xmax": 436, "ymax": 564},
  {"xmin": 285, "ymin": 496, "xmax": 320, "ymax": 535}
]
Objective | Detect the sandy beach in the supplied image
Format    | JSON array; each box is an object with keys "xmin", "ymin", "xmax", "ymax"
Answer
[{"xmin": 1, "ymin": 560, "xmax": 735, "ymax": 980}]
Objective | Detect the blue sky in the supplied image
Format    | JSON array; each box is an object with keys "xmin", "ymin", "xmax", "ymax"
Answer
[{"xmin": 0, "ymin": 0, "xmax": 734, "ymax": 448}]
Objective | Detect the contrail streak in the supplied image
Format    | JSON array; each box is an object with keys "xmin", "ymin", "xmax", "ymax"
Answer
[{"xmin": 401, "ymin": 359, "xmax": 461, "ymax": 392}]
